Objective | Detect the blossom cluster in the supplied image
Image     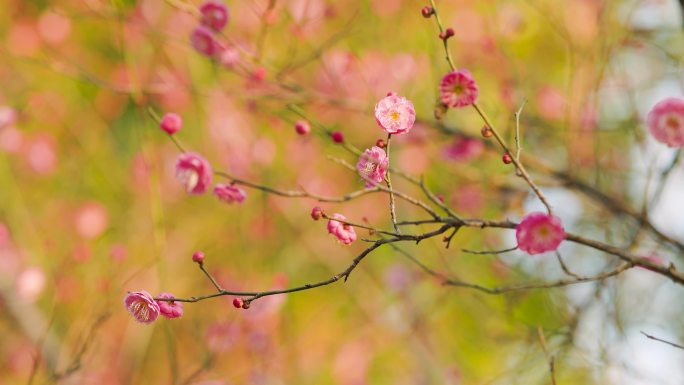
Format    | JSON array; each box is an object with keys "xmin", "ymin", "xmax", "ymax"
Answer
[{"xmin": 124, "ymin": 291, "xmax": 183, "ymax": 323}]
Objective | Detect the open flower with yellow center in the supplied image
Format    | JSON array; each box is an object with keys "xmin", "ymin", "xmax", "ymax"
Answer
[
  {"xmin": 647, "ymin": 97, "xmax": 684, "ymax": 148},
  {"xmin": 515, "ymin": 212, "xmax": 565, "ymax": 255},
  {"xmin": 356, "ymin": 146, "xmax": 389, "ymax": 187},
  {"xmin": 374, "ymin": 92, "xmax": 416, "ymax": 134},
  {"xmin": 439, "ymin": 69, "xmax": 479, "ymax": 108}
]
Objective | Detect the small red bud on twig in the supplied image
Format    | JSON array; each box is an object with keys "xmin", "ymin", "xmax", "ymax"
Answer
[
  {"xmin": 502, "ymin": 152, "xmax": 513, "ymax": 164},
  {"xmin": 421, "ymin": 6, "xmax": 434, "ymax": 18},
  {"xmin": 481, "ymin": 126, "xmax": 493, "ymax": 138},
  {"xmin": 192, "ymin": 251, "xmax": 205, "ymax": 264},
  {"xmin": 439, "ymin": 28, "xmax": 455, "ymax": 40},
  {"xmin": 232, "ymin": 298, "xmax": 243, "ymax": 308},
  {"xmin": 331, "ymin": 131, "xmax": 344, "ymax": 143}
]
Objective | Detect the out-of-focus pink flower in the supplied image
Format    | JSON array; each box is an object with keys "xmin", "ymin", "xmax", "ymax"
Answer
[
  {"xmin": 0, "ymin": 222, "xmax": 10, "ymax": 248},
  {"xmin": 439, "ymin": 70, "xmax": 478, "ymax": 108},
  {"xmin": 442, "ymin": 136, "xmax": 483, "ymax": 161},
  {"xmin": 206, "ymin": 320, "xmax": 240, "ymax": 352},
  {"xmin": 327, "ymin": 213, "xmax": 356, "ymax": 245},
  {"xmin": 16, "ymin": 267, "xmax": 46, "ymax": 302},
  {"xmin": 0, "ymin": 126, "xmax": 24, "ymax": 153},
  {"xmin": 356, "ymin": 146, "xmax": 388, "ymax": 187},
  {"xmin": 160, "ymin": 112, "xmax": 182, "ymax": 135},
  {"xmin": 451, "ymin": 184, "xmax": 485, "ymax": 215},
  {"xmin": 26, "ymin": 134, "xmax": 57, "ymax": 175},
  {"xmin": 124, "ymin": 291, "xmax": 160, "ymax": 324},
  {"xmin": 190, "ymin": 26, "xmax": 218, "ymax": 57},
  {"xmin": 219, "ymin": 46, "xmax": 240, "ymax": 67},
  {"xmin": 647, "ymin": 97, "xmax": 684, "ymax": 148},
  {"xmin": 175, "ymin": 152, "xmax": 213, "ymax": 194},
  {"xmin": 156, "ymin": 293, "xmax": 183, "ymax": 319},
  {"xmin": 294, "ymin": 120, "xmax": 311, "ymax": 135},
  {"xmin": 74, "ymin": 201, "xmax": 109, "ymax": 239},
  {"xmin": 213, "ymin": 183, "xmax": 246, "ymax": 203},
  {"xmin": 250, "ymin": 67, "xmax": 267, "ymax": 83},
  {"xmin": 200, "ymin": 1, "xmax": 230, "ymax": 31},
  {"xmin": 537, "ymin": 86, "xmax": 566, "ymax": 121},
  {"xmin": 109, "ymin": 243, "xmax": 127, "ymax": 262},
  {"xmin": 37, "ymin": 10, "xmax": 72, "ymax": 44},
  {"xmin": 0, "ymin": 106, "xmax": 17, "ymax": 129},
  {"xmin": 516, "ymin": 212, "xmax": 565, "ymax": 255},
  {"xmin": 374, "ymin": 93, "xmax": 416, "ymax": 134}
]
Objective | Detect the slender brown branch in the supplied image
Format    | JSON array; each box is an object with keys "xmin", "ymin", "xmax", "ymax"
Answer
[
  {"xmin": 461, "ymin": 246, "xmax": 518, "ymax": 255},
  {"xmin": 385, "ymin": 134, "xmax": 400, "ymax": 233},
  {"xmin": 537, "ymin": 327, "xmax": 557, "ymax": 385},
  {"xmin": 641, "ymin": 331, "xmax": 684, "ymax": 350},
  {"xmin": 155, "ymin": 224, "xmax": 454, "ymax": 304}
]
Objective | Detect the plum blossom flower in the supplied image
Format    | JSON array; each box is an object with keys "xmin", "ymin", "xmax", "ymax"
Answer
[
  {"xmin": 0, "ymin": 106, "xmax": 17, "ymax": 129},
  {"xmin": 124, "ymin": 291, "xmax": 160, "ymax": 324},
  {"xmin": 439, "ymin": 70, "xmax": 478, "ymax": 108},
  {"xmin": 160, "ymin": 113, "xmax": 182, "ymax": 135},
  {"xmin": 213, "ymin": 183, "xmax": 246, "ymax": 203},
  {"xmin": 200, "ymin": 1, "xmax": 230, "ymax": 32},
  {"xmin": 356, "ymin": 146, "xmax": 388, "ymax": 187},
  {"xmin": 156, "ymin": 293, "xmax": 184, "ymax": 319},
  {"xmin": 374, "ymin": 93, "xmax": 416, "ymax": 134},
  {"xmin": 647, "ymin": 97, "xmax": 684, "ymax": 148},
  {"xmin": 327, "ymin": 213, "xmax": 356, "ymax": 245},
  {"xmin": 516, "ymin": 212, "xmax": 565, "ymax": 255},
  {"xmin": 175, "ymin": 152, "xmax": 213, "ymax": 194},
  {"xmin": 191, "ymin": 26, "xmax": 219, "ymax": 57}
]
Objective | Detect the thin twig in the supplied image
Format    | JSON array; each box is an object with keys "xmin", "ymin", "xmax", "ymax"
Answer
[
  {"xmin": 386, "ymin": 134, "xmax": 400, "ymax": 233},
  {"xmin": 641, "ymin": 331, "xmax": 684, "ymax": 350},
  {"xmin": 461, "ymin": 246, "xmax": 518, "ymax": 255},
  {"xmin": 537, "ymin": 327, "xmax": 557, "ymax": 385},
  {"xmin": 514, "ymin": 99, "xmax": 528, "ymax": 161}
]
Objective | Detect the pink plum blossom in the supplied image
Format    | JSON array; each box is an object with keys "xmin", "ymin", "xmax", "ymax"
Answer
[
  {"xmin": 124, "ymin": 291, "xmax": 160, "ymax": 324},
  {"xmin": 327, "ymin": 213, "xmax": 356, "ymax": 245},
  {"xmin": 219, "ymin": 46, "xmax": 240, "ymax": 67},
  {"xmin": 26, "ymin": 134, "xmax": 57, "ymax": 175},
  {"xmin": 156, "ymin": 293, "xmax": 184, "ymax": 319},
  {"xmin": 74, "ymin": 202, "xmax": 109, "ymax": 239},
  {"xmin": 200, "ymin": 1, "xmax": 230, "ymax": 32},
  {"xmin": 16, "ymin": 267, "xmax": 46, "ymax": 302},
  {"xmin": 516, "ymin": 212, "xmax": 565, "ymax": 255},
  {"xmin": 0, "ymin": 106, "xmax": 17, "ymax": 129},
  {"xmin": 356, "ymin": 146, "xmax": 388, "ymax": 187},
  {"xmin": 213, "ymin": 183, "xmax": 246, "ymax": 203},
  {"xmin": 647, "ymin": 97, "xmax": 684, "ymax": 148},
  {"xmin": 374, "ymin": 93, "xmax": 416, "ymax": 134},
  {"xmin": 439, "ymin": 70, "xmax": 478, "ymax": 108},
  {"xmin": 442, "ymin": 136, "xmax": 483, "ymax": 162},
  {"xmin": 190, "ymin": 26, "xmax": 218, "ymax": 57},
  {"xmin": 160, "ymin": 112, "xmax": 182, "ymax": 135},
  {"xmin": 175, "ymin": 152, "xmax": 213, "ymax": 194}
]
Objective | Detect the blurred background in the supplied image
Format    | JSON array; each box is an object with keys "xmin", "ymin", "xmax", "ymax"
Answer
[{"xmin": 1, "ymin": 0, "xmax": 684, "ymax": 384}]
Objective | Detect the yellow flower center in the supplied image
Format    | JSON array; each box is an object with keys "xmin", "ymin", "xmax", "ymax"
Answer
[
  {"xmin": 666, "ymin": 116, "xmax": 679, "ymax": 130},
  {"xmin": 390, "ymin": 111, "xmax": 400, "ymax": 121},
  {"xmin": 452, "ymin": 84, "xmax": 464, "ymax": 94}
]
